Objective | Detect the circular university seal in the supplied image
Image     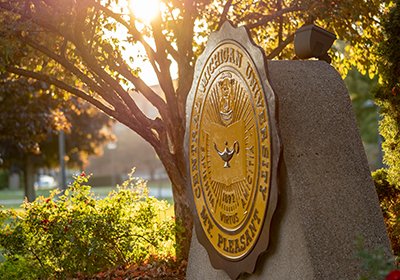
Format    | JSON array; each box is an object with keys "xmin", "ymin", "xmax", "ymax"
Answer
[{"xmin": 185, "ymin": 21, "xmax": 280, "ymax": 279}]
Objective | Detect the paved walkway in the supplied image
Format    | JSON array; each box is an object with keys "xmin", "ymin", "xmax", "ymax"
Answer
[{"xmin": 0, "ymin": 199, "xmax": 23, "ymax": 205}]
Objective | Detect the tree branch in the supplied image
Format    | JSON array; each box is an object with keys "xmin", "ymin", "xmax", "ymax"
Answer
[
  {"xmin": 245, "ymin": 6, "xmax": 304, "ymax": 29},
  {"xmin": 266, "ymin": 33, "xmax": 295, "ymax": 59},
  {"xmin": 8, "ymin": 65, "xmax": 161, "ymax": 148},
  {"xmin": 86, "ymin": 2, "xmax": 172, "ymax": 115},
  {"xmin": 2, "ymin": 2, "xmax": 155, "ymax": 129},
  {"xmin": 176, "ymin": 0, "xmax": 196, "ymax": 106},
  {"xmin": 7, "ymin": 66, "xmax": 117, "ymax": 118},
  {"xmin": 92, "ymin": 0, "xmax": 179, "ymax": 61},
  {"xmin": 1, "ymin": 0, "xmax": 168, "ymax": 152},
  {"xmin": 71, "ymin": 30, "xmax": 156, "ymax": 127},
  {"xmin": 218, "ymin": 0, "xmax": 233, "ymax": 29},
  {"xmin": 21, "ymin": 35, "xmax": 124, "ymax": 111},
  {"xmin": 99, "ymin": 51, "xmax": 171, "ymax": 124},
  {"xmin": 151, "ymin": 15, "xmax": 179, "ymax": 122},
  {"xmin": 277, "ymin": 0, "xmax": 283, "ymax": 45},
  {"xmin": 10, "ymin": 0, "xmax": 171, "ymax": 131}
]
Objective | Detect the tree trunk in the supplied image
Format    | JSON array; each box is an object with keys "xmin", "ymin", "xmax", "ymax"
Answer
[
  {"xmin": 162, "ymin": 155, "xmax": 193, "ymax": 262},
  {"xmin": 23, "ymin": 155, "xmax": 36, "ymax": 202},
  {"xmin": 172, "ymin": 180, "xmax": 193, "ymax": 262}
]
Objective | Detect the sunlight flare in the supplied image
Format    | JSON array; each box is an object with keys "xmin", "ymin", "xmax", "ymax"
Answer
[{"xmin": 129, "ymin": 0, "xmax": 160, "ymax": 23}]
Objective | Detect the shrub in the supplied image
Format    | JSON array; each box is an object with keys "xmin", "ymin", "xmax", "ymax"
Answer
[
  {"xmin": 0, "ymin": 171, "xmax": 180, "ymax": 279},
  {"xmin": 373, "ymin": 168, "xmax": 400, "ymax": 256},
  {"xmin": 356, "ymin": 237, "xmax": 398, "ymax": 280},
  {"xmin": 374, "ymin": 0, "xmax": 400, "ymax": 188}
]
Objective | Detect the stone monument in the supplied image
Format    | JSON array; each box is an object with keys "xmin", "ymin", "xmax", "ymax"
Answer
[{"xmin": 185, "ymin": 22, "xmax": 391, "ymax": 279}]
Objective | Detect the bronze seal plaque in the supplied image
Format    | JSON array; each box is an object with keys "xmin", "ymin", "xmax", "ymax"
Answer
[{"xmin": 185, "ymin": 22, "xmax": 280, "ymax": 279}]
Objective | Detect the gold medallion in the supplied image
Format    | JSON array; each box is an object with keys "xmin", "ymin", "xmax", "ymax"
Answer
[{"xmin": 186, "ymin": 21, "xmax": 280, "ymax": 279}]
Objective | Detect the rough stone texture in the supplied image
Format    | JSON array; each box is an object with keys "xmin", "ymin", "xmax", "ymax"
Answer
[{"xmin": 186, "ymin": 60, "xmax": 392, "ymax": 280}]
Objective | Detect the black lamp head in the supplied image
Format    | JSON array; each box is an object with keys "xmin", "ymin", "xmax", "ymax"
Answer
[{"xmin": 294, "ymin": 24, "xmax": 336, "ymax": 63}]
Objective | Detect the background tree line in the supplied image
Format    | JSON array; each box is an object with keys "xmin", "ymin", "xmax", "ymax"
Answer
[{"xmin": 0, "ymin": 76, "xmax": 114, "ymax": 201}]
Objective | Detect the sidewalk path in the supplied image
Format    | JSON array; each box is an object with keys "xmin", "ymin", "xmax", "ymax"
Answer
[{"xmin": 0, "ymin": 199, "xmax": 23, "ymax": 206}]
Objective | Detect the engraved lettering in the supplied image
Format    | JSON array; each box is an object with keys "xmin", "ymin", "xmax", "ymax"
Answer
[
  {"xmin": 245, "ymin": 228, "xmax": 252, "ymax": 246},
  {"xmin": 259, "ymin": 185, "xmax": 267, "ymax": 201},
  {"xmin": 236, "ymin": 51, "xmax": 243, "ymax": 68},
  {"xmin": 261, "ymin": 146, "xmax": 269, "ymax": 159},
  {"xmin": 200, "ymin": 206, "xmax": 214, "ymax": 237},
  {"xmin": 261, "ymin": 127, "xmax": 268, "ymax": 142},
  {"xmin": 258, "ymin": 110, "xmax": 266, "ymax": 125},
  {"xmin": 228, "ymin": 239, "xmax": 234, "ymax": 253},
  {"xmin": 246, "ymin": 174, "xmax": 253, "ymax": 185},
  {"xmin": 193, "ymin": 173, "xmax": 201, "ymax": 198},
  {"xmin": 253, "ymin": 208, "xmax": 261, "ymax": 224},
  {"xmin": 217, "ymin": 233, "xmax": 224, "ymax": 248},
  {"xmin": 255, "ymin": 88, "xmax": 263, "ymax": 107},
  {"xmin": 220, "ymin": 213, "xmax": 239, "ymax": 224}
]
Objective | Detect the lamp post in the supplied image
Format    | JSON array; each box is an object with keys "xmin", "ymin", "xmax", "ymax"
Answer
[
  {"xmin": 294, "ymin": 24, "xmax": 336, "ymax": 63},
  {"xmin": 107, "ymin": 142, "xmax": 117, "ymax": 187},
  {"xmin": 58, "ymin": 130, "xmax": 67, "ymax": 191}
]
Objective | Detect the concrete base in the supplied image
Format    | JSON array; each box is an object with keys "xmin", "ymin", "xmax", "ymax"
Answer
[{"xmin": 186, "ymin": 61, "xmax": 391, "ymax": 279}]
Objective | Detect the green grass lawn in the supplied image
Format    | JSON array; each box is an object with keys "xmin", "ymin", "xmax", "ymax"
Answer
[
  {"xmin": 0, "ymin": 179, "xmax": 173, "ymax": 209},
  {"xmin": 0, "ymin": 189, "xmax": 53, "ymax": 200}
]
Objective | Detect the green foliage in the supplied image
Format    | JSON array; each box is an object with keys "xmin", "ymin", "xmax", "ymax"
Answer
[
  {"xmin": 356, "ymin": 237, "xmax": 398, "ymax": 280},
  {"xmin": 205, "ymin": 0, "xmax": 390, "ymax": 77},
  {"xmin": 375, "ymin": 0, "xmax": 400, "ymax": 186},
  {"xmin": 0, "ymin": 170, "xmax": 7, "ymax": 190},
  {"xmin": 344, "ymin": 69, "xmax": 381, "ymax": 169},
  {"xmin": 0, "ymin": 255, "xmax": 41, "ymax": 280},
  {"xmin": 0, "ymin": 77, "xmax": 65, "ymax": 158},
  {"xmin": 345, "ymin": 69, "xmax": 379, "ymax": 145},
  {"xmin": 372, "ymin": 2, "xmax": 400, "ymax": 262},
  {"xmin": 0, "ymin": 76, "xmax": 115, "ymax": 170},
  {"xmin": 0, "ymin": 172, "xmax": 179, "ymax": 279},
  {"xmin": 372, "ymin": 169, "xmax": 400, "ymax": 256}
]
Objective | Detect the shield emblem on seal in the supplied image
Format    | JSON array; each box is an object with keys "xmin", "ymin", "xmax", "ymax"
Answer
[{"xmin": 185, "ymin": 21, "xmax": 280, "ymax": 279}]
